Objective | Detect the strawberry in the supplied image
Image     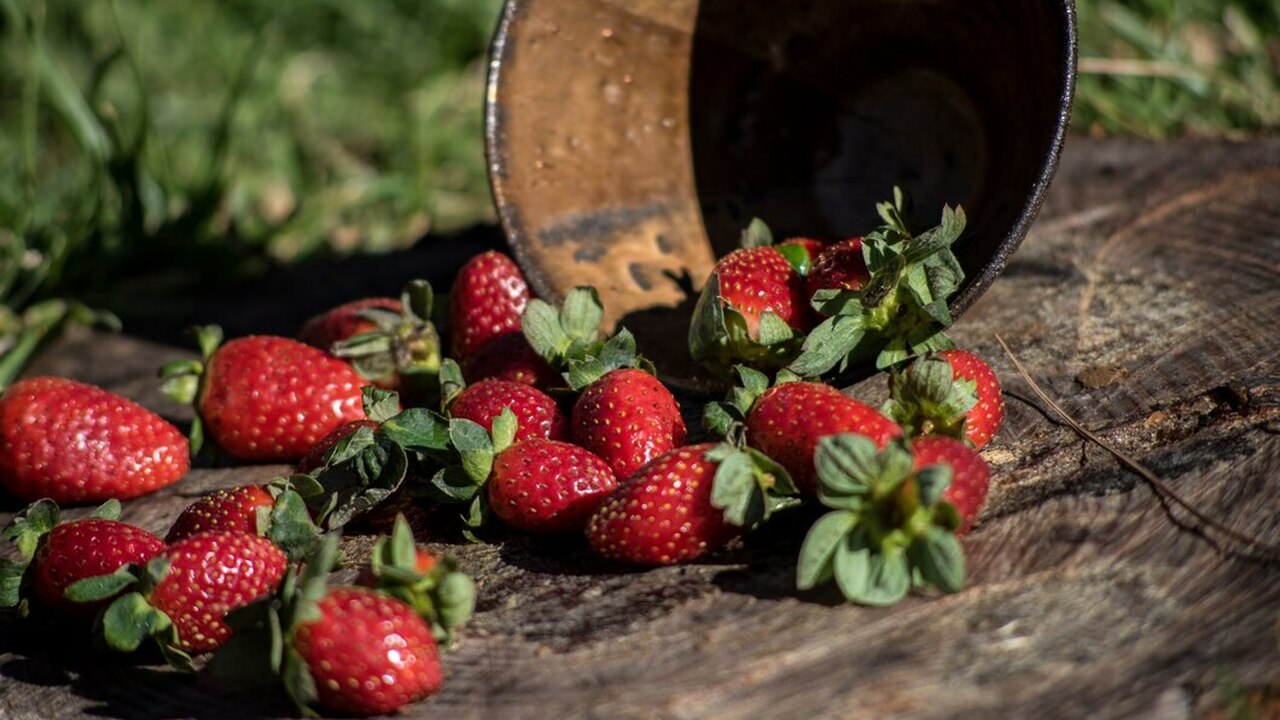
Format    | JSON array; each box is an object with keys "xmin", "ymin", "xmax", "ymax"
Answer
[
  {"xmin": 882, "ymin": 349, "xmax": 1004, "ymax": 449},
  {"xmin": 806, "ymin": 237, "xmax": 869, "ymax": 296},
  {"xmin": 0, "ymin": 376, "xmax": 188, "ymax": 503},
  {"xmin": 294, "ymin": 588, "xmax": 442, "ymax": 715},
  {"xmin": 745, "ymin": 381, "xmax": 901, "ymax": 496},
  {"xmin": 460, "ymin": 331, "xmax": 560, "ymax": 390},
  {"xmin": 208, "ymin": 536, "xmax": 444, "ymax": 716},
  {"xmin": 449, "ymin": 379, "xmax": 567, "ymax": 444},
  {"xmin": 166, "ymin": 485, "xmax": 275, "ymax": 543},
  {"xmin": 161, "ymin": 327, "xmax": 368, "ymax": 462},
  {"xmin": 488, "ymin": 438, "xmax": 617, "ymax": 533},
  {"xmin": 571, "ymin": 368, "xmax": 687, "ymax": 480},
  {"xmin": 449, "ymin": 251, "xmax": 532, "ymax": 359},
  {"xmin": 72, "ymin": 530, "xmax": 288, "ymax": 660},
  {"xmin": 299, "ymin": 297, "xmax": 402, "ymax": 351},
  {"xmin": 688, "ymin": 219, "xmax": 816, "ymax": 377},
  {"xmin": 912, "ymin": 435, "xmax": 990, "ymax": 533},
  {"xmin": 1, "ymin": 499, "xmax": 165, "ymax": 618},
  {"xmin": 357, "ymin": 514, "xmax": 475, "ymax": 645},
  {"xmin": 586, "ymin": 442, "xmax": 794, "ymax": 565},
  {"xmin": 796, "ymin": 434, "xmax": 984, "ymax": 606},
  {"xmin": 296, "ymin": 419, "xmax": 381, "ymax": 473},
  {"xmin": 788, "ymin": 191, "xmax": 968, "ymax": 377}
]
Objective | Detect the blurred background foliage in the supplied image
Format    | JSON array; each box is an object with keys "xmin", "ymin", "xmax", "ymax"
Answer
[{"xmin": 0, "ymin": 0, "xmax": 1276, "ymax": 381}]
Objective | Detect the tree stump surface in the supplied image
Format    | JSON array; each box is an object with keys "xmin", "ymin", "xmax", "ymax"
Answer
[{"xmin": 2, "ymin": 137, "xmax": 1280, "ymax": 719}]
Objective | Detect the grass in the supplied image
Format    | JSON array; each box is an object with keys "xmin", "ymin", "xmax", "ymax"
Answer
[{"xmin": 0, "ymin": 0, "xmax": 1275, "ymax": 382}]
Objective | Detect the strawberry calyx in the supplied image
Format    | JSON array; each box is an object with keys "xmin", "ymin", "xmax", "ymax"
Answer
[
  {"xmin": 796, "ymin": 434, "xmax": 964, "ymax": 606},
  {"xmin": 64, "ymin": 553, "xmax": 194, "ymax": 669},
  {"xmin": 880, "ymin": 354, "xmax": 979, "ymax": 444},
  {"xmin": 359, "ymin": 515, "xmax": 475, "ymax": 647},
  {"xmin": 158, "ymin": 324, "xmax": 225, "ymax": 458},
  {"xmin": 413, "ymin": 407, "xmax": 519, "ymax": 540},
  {"xmin": 521, "ymin": 286, "xmax": 655, "ymax": 392},
  {"xmin": 0, "ymin": 499, "xmax": 118, "ymax": 613},
  {"xmin": 702, "ymin": 365, "xmax": 807, "ymax": 444},
  {"xmin": 253, "ymin": 480, "xmax": 325, "ymax": 562},
  {"xmin": 788, "ymin": 189, "xmax": 967, "ymax": 378},
  {"xmin": 331, "ymin": 280, "xmax": 443, "ymax": 405},
  {"xmin": 705, "ymin": 442, "xmax": 800, "ymax": 529}
]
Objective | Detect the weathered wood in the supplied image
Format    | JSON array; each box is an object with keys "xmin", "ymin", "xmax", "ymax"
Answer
[{"xmin": 3, "ymin": 137, "xmax": 1280, "ymax": 719}]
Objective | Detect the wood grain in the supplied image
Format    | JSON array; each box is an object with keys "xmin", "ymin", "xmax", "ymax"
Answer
[{"xmin": 3, "ymin": 138, "xmax": 1280, "ymax": 719}]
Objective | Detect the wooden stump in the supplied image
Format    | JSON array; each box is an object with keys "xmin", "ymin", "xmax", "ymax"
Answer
[{"xmin": 2, "ymin": 138, "xmax": 1279, "ymax": 719}]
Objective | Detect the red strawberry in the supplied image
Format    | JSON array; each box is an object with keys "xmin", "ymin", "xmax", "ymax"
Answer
[
  {"xmin": 0, "ymin": 377, "xmax": 189, "ymax": 503},
  {"xmin": 935, "ymin": 349, "xmax": 1004, "ymax": 448},
  {"xmin": 150, "ymin": 531, "xmax": 288, "ymax": 653},
  {"xmin": 746, "ymin": 381, "xmax": 901, "ymax": 495},
  {"xmin": 714, "ymin": 246, "xmax": 813, "ymax": 338},
  {"xmin": 293, "ymin": 587, "xmax": 442, "ymax": 716},
  {"xmin": 164, "ymin": 330, "xmax": 369, "ymax": 462},
  {"xmin": 298, "ymin": 297, "xmax": 402, "ymax": 351},
  {"xmin": 488, "ymin": 438, "xmax": 617, "ymax": 533},
  {"xmin": 806, "ymin": 237, "xmax": 869, "ymax": 296},
  {"xmin": 586, "ymin": 443, "xmax": 739, "ymax": 565},
  {"xmin": 34, "ymin": 518, "xmax": 166, "ymax": 618},
  {"xmin": 296, "ymin": 419, "xmax": 380, "ymax": 473},
  {"xmin": 571, "ymin": 368, "xmax": 687, "ymax": 480},
  {"xmin": 165, "ymin": 485, "xmax": 275, "ymax": 543},
  {"xmin": 912, "ymin": 435, "xmax": 990, "ymax": 534},
  {"xmin": 450, "ymin": 379, "xmax": 567, "ymax": 443},
  {"xmin": 449, "ymin": 251, "xmax": 532, "ymax": 359},
  {"xmin": 461, "ymin": 331, "xmax": 560, "ymax": 390},
  {"xmin": 882, "ymin": 349, "xmax": 1004, "ymax": 449}
]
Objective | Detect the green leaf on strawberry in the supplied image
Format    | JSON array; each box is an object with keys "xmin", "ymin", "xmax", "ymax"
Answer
[
  {"xmin": 881, "ymin": 354, "xmax": 978, "ymax": 441},
  {"xmin": 796, "ymin": 434, "xmax": 966, "ymax": 606},
  {"xmin": 706, "ymin": 444, "xmax": 799, "ymax": 527},
  {"xmin": 788, "ymin": 191, "xmax": 967, "ymax": 378},
  {"xmin": 361, "ymin": 515, "xmax": 475, "ymax": 647}
]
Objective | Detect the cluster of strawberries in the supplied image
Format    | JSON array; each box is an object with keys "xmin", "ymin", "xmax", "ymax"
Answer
[{"xmin": 0, "ymin": 191, "xmax": 1005, "ymax": 715}]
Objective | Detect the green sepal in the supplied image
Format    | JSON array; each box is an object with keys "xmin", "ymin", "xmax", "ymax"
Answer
[
  {"xmin": 787, "ymin": 315, "xmax": 866, "ymax": 378},
  {"xmin": 438, "ymin": 358, "xmax": 466, "ymax": 410},
  {"xmin": 881, "ymin": 354, "xmax": 978, "ymax": 442},
  {"xmin": 380, "ymin": 408, "xmax": 453, "ymax": 455},
  {"xmin": 707, "ymin": 445, "xmax": 798, "ymax": 528},
  {"xmin": 908, "ymin": 526, "xmax": 965, "ymax": 593},
  {"xmin": 3, "ymin": 498, "xmax": 60, "ymax": 561},
  {"xmin": 0, "ymin": 559, "xmax": 28, "ymax": 611},
  {"xmin": 775, "ymin": 242, "xmax": 813, "ymax": 275},
  {"xmin": 490, "ymin": 407, "xmax": 518, "ymax": 455},
  {"xmin": 361, "ymin": 386, "xmax": 401, "ymax": 424},
  {"xmin": 264, "ymin": 489, "xmax": 322, "ymax": 563},
  {"xmin": 311, "ymin": 437, "xmax": 409, "ymax": 529},
  {"xmin": 331, "ymin": 281, "xmax": 442, "ymax": 398},
  {"xmin": 702, "ymin": 401, "xmax": 744, "ymax": 441},
  {"xmin": 740, "ymin": 217, "xmax": 774, "ymax": 249},
  {"xmin": 90, "ymin": 498, "xmax": 122, "ymax": 521},
  {"xmin": 564, "ymin": 327, "xmax": 645, "ymax": 391},
  {"xmin": 914, "ymin": 465, "xmax": 953, "ymax": 508},
  {"xmin": 281, "ymin": 645, "xmax": 321, "ymax": 717},
  {"xmin": 450, "ymin": 418, "xmax": 494, "ymax": 485},
  {"xmin": 425, "ymin": 466, "xmax": 483, "ymax": 503},
  {"xmin": 834, "ymin": 535, "xmax": 911, "ymax": 606},
  {"xmin": 100, "ymin": 591, "xmax": 173, "ymax": 653},
  {"xmin": 364, "ymin": 515, "xmax": 476, "ymax": 647},
  {"xmin": 460, "ymin": 493, "xmax": 493, "ymax": 543},
  {"xmin": 65, "ymin": 564, "xmax": 140, "ymax": 603},
  {"xmin": 797, "ymin": 510, "xmax": 856, "ymax": 591},
  {"xmin": 688, "ymin": 271, "xmax": 807, "ymax": 378},
  {"xmin": 521, "ymin": 286, "xmax": 605, "ymax": 373}
]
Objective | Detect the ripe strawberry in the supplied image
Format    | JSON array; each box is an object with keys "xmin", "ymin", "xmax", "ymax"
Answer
[
  {"xmin": 357, "ymin": 514, "xmax": 475, "ymax": 646},
  {"xmin": 806, "ymin": 237, "xmax": 869, "ymax": 296},
  {"xmin": 296, "ymin": 419, "xmax": 380, "ymax": 473},
  {"xmin": 912, "ymin": 435, "xmax": 990, "ymax": 534},
  {"xmin": 162, "ymin": 328, "xmax": 368, "ymax": 462},
  {"xmin": 935, "ymin": 349, "xmax": 1004, "ymax": 447},
  {"xmin": 797, "ymin": 434, "xmax": 974, "ymax": 606},
  {"xmin": 571, "ymin": 368, "xmax": 687, "ymax": 480},
  {"xmin": 882, "ymin": 349, "xmax": 1004, "ymax": 449},
  {"xmin": 449, "ymin": 251, "xmax": 532, "ymax": 359},
  {"xmin": 585, "ymin": 443, "xmax": 740, "ymax": 565},
  {"xmin": 165, "ymin": 484, "xmax": 275, "ymax": 543},
  {"xmin": 688, "ymin": 220, "xmax": 815, "ymax": 376},
  {"xmin": 746, "ymin": 381, "xmax": 901, "ymax": 496},
  {"xmin": 298, "ymin": 297, "xmax": 402, "ymax": 351},
  {"xmin": 450, "ymin": 379, "xmax": 567, "ymax": 443},
  {"xmin": 714, "ymin": 246, "xmax": 813, "ymax": 338},
  {"xmin": 488, "ymin": 438, "xmax": 617, "ymax": 533},
  {"xmin": 0, "ymin": 376, "xmax": 188, "ymax": 503},
  {"xmin": 293, "ymin": 587, "xmax": 442, "ymax": 716},
  {"xmin": 1, "ymin": 500, "xmax": 165, "ymax": 618},
  {"xmin": 461, "ymin": 331, "xmax": 560, "ymax": 390}
]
